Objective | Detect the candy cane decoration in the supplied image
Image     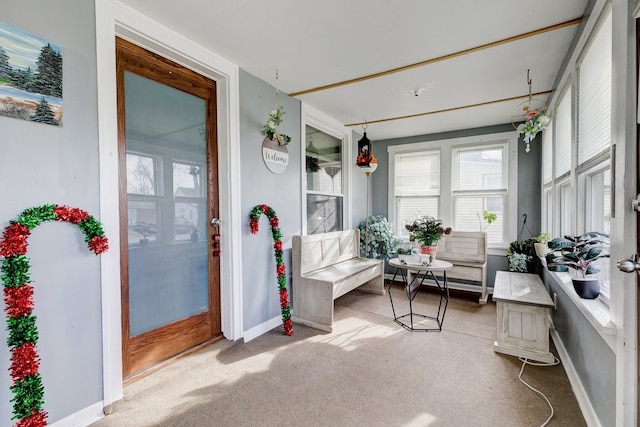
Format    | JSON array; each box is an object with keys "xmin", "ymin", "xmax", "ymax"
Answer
[
  {"xmin": 0, "ymin": 204, "xmax": 109, "ymax": 427},
  {"xmin": 249, "ymin": 204, "xmax": 293, "ymax": 336}
]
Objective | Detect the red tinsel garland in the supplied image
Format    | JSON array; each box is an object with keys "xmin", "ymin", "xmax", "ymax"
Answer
[
  {"xmin": 1, "ymin": 204, "xmax": 109, "ymax": 427},
  {"xmin": 53, "ymin": 206, "xmax": 89, "ymax": 224},
  {"xmin": 4, "ymin": 285, "xmax": 34, "ymax": 317},
  {"xmin": 10, "ymin": 343, "xmax": 40, "ymax": 381},
  {"xmin": 88, "ymin": 235, "xmax": 109, "ymax": 255},
  {"xmin": 249, "ymin": 204, "xmax": 293, "ymax": 336},
  {"xmin": 0, "ymin": 223, "xmax": 30, "ymax": 257},
  {"xmin": 15, "ymin": 411, "xmax": 48, "ymax": 427}
]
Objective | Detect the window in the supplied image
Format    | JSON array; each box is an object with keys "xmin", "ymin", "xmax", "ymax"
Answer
[
  {"xmin": 452, "ymin": 144, "xmax": 507, "ymax": 245},
  {"xmin": 173, "ymin": 162, "xmax": 206, "ymax": 241},
  {"xmin": 545, "ymin": 7, "xmax": 612, "ymax": 305},
  {"xmin": 127, "ymin": 152, "xmax": 160, "ymax": 244},
  {"xmin": 305, "ymin": 125, "xmax": 343, "ymax": 234},
  {"xmin": 394, "ymin": 150, "xmax": 440, "ymax": 239},
  {"xmin": 389, "ymin": 132, "xmax": 517, "ymax": 250}
]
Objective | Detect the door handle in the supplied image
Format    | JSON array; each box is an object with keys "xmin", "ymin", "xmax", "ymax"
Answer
[
  {"xmin": 211, "ymin": 218, "xmax": 221, "ymax": 257},
  {"xmin": 617, "ymin": 254, "xmax": 640, "ymax": 273}
]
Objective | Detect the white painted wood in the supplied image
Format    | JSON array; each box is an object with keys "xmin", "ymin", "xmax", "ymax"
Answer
[
  {"xmin": 292, "ymin": 229, "xmax": 384, "ymax": 332},
  {"xmin": 436, "ymin": 231, "xmax": 488, "ymax": 303},
  {"xmin": 493, "ymin": 271, "xmax": 555, "ymax": 363}
]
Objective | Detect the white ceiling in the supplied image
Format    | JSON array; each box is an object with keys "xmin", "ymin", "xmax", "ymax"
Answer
[{"xmin": 118, "ymin": 0, "xmax": 589, "ymax": 140}]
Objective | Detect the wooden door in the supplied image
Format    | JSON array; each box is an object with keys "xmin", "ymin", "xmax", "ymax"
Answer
[{"xmin": 116, "ymin": 38, "xmax": 221, "ymax": 377}]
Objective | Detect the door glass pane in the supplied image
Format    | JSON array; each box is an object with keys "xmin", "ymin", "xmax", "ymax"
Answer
[{"xmin": 125, "ymin": 71, "xmax": 209, "ymax": 336}]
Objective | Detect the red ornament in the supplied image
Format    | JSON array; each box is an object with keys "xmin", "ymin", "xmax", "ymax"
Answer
[
  {"xmin": 15, "ymin": 410, "xmax": 48, "ymax": 427},
  {"xmin": 276, "ymin": 264, "xmax": 285, "ymax": 275},
  {"xmin": 53, "ymin": 205, "xmax": 89, "ymax": 224},
  {"xmin": 10, "ymin": 342, "xmax": 40, "ymax": 382},
  {"xmin": 249, "ymin": 219, "xmax": 259, "ymax": 234},
  {"xmin": 88, "ymin": 235, "xmax": 109, "ymax": 255},
  {"xmin": 273, "ymin": 240, "xmax": 283, "ymax": 251},
  {"xmin": 4, "ymin": 285, "xmax": 34, "ymax": 317},
  {"xmin": 269, "ymin": 217, "xmax": 279, "ymax": 228},
  {"xmin": 260, "ymin": 204, "xmax": 269, "ymax": 213},
  {"xmin": 0, "ymin": 223, "xmax": 30, "ymax": 257}
]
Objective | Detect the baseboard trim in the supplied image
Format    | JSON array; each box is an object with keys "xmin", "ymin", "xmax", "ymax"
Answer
[
  {"xmin": 243, "ymin": 315, "xmax": 282, "ymax": 342},
  {"xmin": 550, "ymin": 324, "xmax": 602, "ymax": 427},
  {"xmin": 49, "ymin": 401, "xmax": 104, "ymax": 427}
]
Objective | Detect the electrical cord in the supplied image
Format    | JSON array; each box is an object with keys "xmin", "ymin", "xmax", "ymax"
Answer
[{"xmin": 518, "ymin": 356, "xmax": 560, "ymax": 427}]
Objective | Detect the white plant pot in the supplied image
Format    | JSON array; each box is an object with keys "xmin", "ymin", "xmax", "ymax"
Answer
[{"xmin": 534, "ymin": 242, "xmax": 550, "ymax": 258}]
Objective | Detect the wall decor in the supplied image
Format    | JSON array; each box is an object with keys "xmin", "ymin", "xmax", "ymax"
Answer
[
  {"xmin": 260, "ymin": 71, "xmax": 290, "ymax": 173},
  {"xmin": 249, "ymin": 204, "xmax": 293, "ymax": 336},
  {"xmin": 0, "ymin": 204, "xmax": 109, "ymax": 426},
  {"xmin": 0, "ymin": 21, "xmax": 63, "ymax": 126}
]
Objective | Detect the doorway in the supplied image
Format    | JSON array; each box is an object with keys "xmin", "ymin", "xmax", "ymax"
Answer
[{"xmin": 116, "ymin": 38, "xmax": 221, "ymax": 377}]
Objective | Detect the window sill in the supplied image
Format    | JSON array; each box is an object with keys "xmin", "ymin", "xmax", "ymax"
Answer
[{"xmin": 543, "ymin": 263, "xmax": 617, "ymax": 348}]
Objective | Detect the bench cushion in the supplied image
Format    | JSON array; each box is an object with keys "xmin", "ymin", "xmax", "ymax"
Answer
[{"xmin": 303, "ymin": 257, "xmax": 383, "ymax": 299}]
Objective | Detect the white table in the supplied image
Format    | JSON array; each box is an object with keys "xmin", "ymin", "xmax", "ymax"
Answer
[
  {"xmin": 492, "ymin": 271, "xmax": 555, "ymax": 363},
  {"xmin": 388, "ymin": 258, "xmax": 453, "ymax": 332}
]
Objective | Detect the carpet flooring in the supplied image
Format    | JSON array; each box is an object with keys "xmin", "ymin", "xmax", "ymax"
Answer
[{"xmin": 91, "ymin": 283, "xmax": 586, "ymax": 427}]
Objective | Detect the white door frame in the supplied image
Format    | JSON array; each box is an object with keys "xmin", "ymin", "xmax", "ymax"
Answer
[{"xmin": 95, "ymin": 0, "xmax": 244, "ymax": 406}]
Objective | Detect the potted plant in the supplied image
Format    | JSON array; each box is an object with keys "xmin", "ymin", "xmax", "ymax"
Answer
[
  {"xmin": 404, "ymin": 215, "xmax": 451, "ymax": 260},
  {"xmin": 547, "ymin": 232, "xmax": 610, "ymax": 299},
  {"xmin": 477, "ymin": 210, "xmax": 497, "ymax": 231},
  {"xmin": 533, "ymin": 232, "xmax": 551, "ymax": 258},
  {"xmin": 506, "ymin": 238, "xmax": 537, "ymax": 273},
  {"xmin": 358, "ymin": 215, "xmax": 402, "ymax": 260}
]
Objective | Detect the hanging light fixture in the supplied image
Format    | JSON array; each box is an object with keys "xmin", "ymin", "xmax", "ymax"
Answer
[
  {"xmin": 355, "ymin": 121, "xmax": 377, "ymax": 175},
  {"xmin": 354, "ymin": 121, "xmax": 378, "ymax": 258}
]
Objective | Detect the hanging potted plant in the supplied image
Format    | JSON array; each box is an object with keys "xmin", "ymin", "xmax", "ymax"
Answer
[
  {"xmin": 261, "ymin": 106, "xmax": 291, "ymax": 146},
  {"xmin": 547, "ymin": 232, "xmax": 610, "ymax": 299},
  {"xmin": 405, "ymin": 215, "xmax": 451, "ymax": 260}
]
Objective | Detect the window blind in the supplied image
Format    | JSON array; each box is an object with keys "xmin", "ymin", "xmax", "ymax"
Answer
[
  {"xmin": 542, "ymin": 122, "xmax": 553, "ymax": 183},
  {"xmin": 578, "ymin": 11, "xmax": 612, "ymax": 165},
  {"xmin": 555, "ymin": 87, "xmax": 572, "ymax": 177},
  {"xmin": 395, "ymin": 151, "xmax": 440, "ymax": 196}
]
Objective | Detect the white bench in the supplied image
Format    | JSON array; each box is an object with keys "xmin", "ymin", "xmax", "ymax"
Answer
[
  {"xmin": 436, "ymin": 231, "xmax": 489, "ymax": 303},
  {"xmin": 292, "ymin": 229, "xmax": 385, "ymax": 332},
  {"xmin": 492, "ymin": 271, "xmax": 555, "ymax": 363}
]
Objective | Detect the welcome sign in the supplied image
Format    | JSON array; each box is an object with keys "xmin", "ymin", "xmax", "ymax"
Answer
[{"xmin": 262, "ymin": 136, "xmax": 289, "ymax": 174}]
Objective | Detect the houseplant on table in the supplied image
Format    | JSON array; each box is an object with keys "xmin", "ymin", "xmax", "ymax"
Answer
[
  {"xmin": 547, "ymin": 232, "xmax": 610, "ymax": 299},
  {"xmin": 404, "ymin": 215, "xmax": 451, "ymax": 260}
]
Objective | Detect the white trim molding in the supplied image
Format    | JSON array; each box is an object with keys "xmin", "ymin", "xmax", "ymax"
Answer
[
  {"xmin": 387, "ymin": 131, "xmax": 519, "ymax": 249},
  {"xmin": 300, "ymin": 103, "xmax": 353, "ymax": 232},
  {"xmin": 95, "ymin": 0, "xmax": 243, "ymax": 408}
]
